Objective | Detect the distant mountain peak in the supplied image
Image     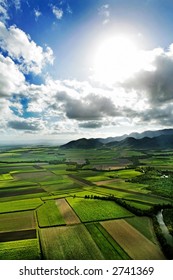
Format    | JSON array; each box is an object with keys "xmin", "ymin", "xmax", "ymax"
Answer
[{"xmin": 60, "ymin": 128, "xmax": 173, "ymax": 150}]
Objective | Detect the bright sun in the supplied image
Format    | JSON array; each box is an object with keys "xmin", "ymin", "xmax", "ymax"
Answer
[{"xmin": 93, "ymin": 36, "xmax": 140, "ymax": 84}]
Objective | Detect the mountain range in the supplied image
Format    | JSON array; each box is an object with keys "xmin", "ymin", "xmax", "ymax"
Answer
[{"xmin": 60, "ymin": 128, "xmax": 173, "ymax": 150}]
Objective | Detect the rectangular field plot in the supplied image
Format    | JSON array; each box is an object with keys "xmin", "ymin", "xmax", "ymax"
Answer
[
  {"xmin": 0, "ymin": 211, "xmax": 36, "ymax": 232},
  {"xmin": 67, "ymin": 197, "xmax": 133, "ymax": 222},
  {"xmin": 101, "ymin": 219, "xmax": 165, "ymax": 260},
  {"xmin": 0, "ymin": 186, "xmax": 46, "ymax": 198},
  {"xmin": 0, "ymin": 198, "xmax": 43, "ymax": 213},
  {"xmin": 85, "ymin": 223, "xmax": 130, "ymax": 259},
  {"xmin": 39, "ymin": 224, "xmax": 104, "ymax": 259},
  {"xmin": 0, "ymin": 229, "xmax": 36, "ymax": 242},
  {"xmin": 13, "ymin": 170, "xmax": 57, "ymax": 182},
  {"xmin": 56, "ymin": 199, "xmax": 81, "ymax": 225},
  {"xmin": 0, "ymin": 180, "xmax": 38, "ymax": 189},
  {"xmin": 0, "ymin": 239, "xmax": 41, "ymax": 260},
  {"xmin": 36, "ymin": 200, "xmax": 65, "ymax": 227}
]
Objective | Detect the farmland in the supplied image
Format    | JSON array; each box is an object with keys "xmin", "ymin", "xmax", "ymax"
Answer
[{"xmin": 0, "ymin": 145, "xmax": 172, "ymax": 259}]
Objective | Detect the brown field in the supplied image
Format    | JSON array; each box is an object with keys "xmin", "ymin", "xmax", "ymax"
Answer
[
  {"xmin": 0, "ymin": 187, "xmax": 46, "ymax": 198},
  {"xmin": 0, "ymin": 211, "xmax": 36, "ymax": 232},
  {"xmin": 13, "ymin": 171, "xmax": 55, "ymax": 180},
  {"xmin": 0, "ymin": 229, "xmax": 36, "ymax": 242},
  {"xmin": 101, "ymin": 219, "xmax": 166, "ymax": 260},
  {"xmin": 56, "ymin": 199, "xmax": 81, "ymax": 225},
  {"xmin": 93, "ymin": 165, "xmax": 126, "ymax": 171},
  {"xmin": 95, "ymin": 178, "xmax": 122, "ymax": 186}
]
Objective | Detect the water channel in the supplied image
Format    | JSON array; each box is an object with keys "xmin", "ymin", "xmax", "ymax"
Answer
[{"xmin": 156, "ymin": 209, "xmax": 173, "ymax": 247}]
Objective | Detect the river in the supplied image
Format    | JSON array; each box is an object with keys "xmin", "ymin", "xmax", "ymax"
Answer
[{"xmin": 156, "ymin": 209, "xmax": 173, "ymax": 247}]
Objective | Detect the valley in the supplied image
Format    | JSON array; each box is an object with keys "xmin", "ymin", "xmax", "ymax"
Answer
[{"xmin": 0, "ymin": 139, "xmax": 173, "ymax": 260}]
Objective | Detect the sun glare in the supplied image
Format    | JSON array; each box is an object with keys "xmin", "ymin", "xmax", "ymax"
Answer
[{"xmin": 93, "ymin": 35, "xmax": 141, "ymax": 84}]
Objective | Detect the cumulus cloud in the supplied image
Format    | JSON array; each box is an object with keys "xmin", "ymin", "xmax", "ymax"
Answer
[
  {"xmin": 7, "ymin": 117, "xmax": 45, "ymax": 131},
  {"xmin": 79, "ymin": 121, "xmax": 102, "ymax": 129},
  {"xmin": 0, "ymin": 21, "xmax": 54, "ymax": 74},
  {"xmin": 121, "ymin": 46, "xmax": 173, "ymax": 105},
  {"xmin": 0, "ymin": 53, "xmax": 26, "ymax": 97},
  {"xmin": 56, "ymin": 92, "xmax": 118, "ymax": 120},
  {"xmin": 0, "ymin": 0, "xmax": 9, "ymax": 22},
  {"xmin": 139, "ymin": 103, "xmax": 173, "ymax": 127}
]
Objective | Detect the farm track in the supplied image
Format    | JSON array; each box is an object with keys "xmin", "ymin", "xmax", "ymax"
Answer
[
  {"xmin": 101, "ymin": 219, "xmax": 166, "ymax": 260},
  {"xmin": 56, "ymin": 199, "xmax": 81, "ymax": 225}
]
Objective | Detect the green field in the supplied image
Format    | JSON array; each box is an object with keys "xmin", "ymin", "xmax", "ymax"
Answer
[
  {"xmin": 37, "ymin": 200, "xmax": 65, "ymax": 227},
  {"xmin": 40, "ymin": 224, "xmax": 104, "ymax": 259},
  {"xmin": 0, "ymin": 145, "xmax": 172, "ymax": 260},
  {"xmin": 0, "ymin": 239, "xmax": 41, "ymax": 260},
  {"xmin": 67, "ymin": 197, "xmax": 133, "ymax": 222},
  {"xmin": 0, "ymin": 198, "xmax": 43, "ymax": 213}
]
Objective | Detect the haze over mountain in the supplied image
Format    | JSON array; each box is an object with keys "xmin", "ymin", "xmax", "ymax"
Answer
[
  {"xmin": 61, "ymin": 128, "xmax": 173, "ymax": 150},
  {"xmin": 99, "ymin": 128, "xmax": 173, "ymax": 144}
]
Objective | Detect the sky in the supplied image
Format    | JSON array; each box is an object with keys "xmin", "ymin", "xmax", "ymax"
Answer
[{"xmin": 1, "ymin": 0, "xmax": 173, "ymax": 145}]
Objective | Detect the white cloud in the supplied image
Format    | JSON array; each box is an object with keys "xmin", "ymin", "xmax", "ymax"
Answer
[
  {"xmin": 14, "ymin": 0, "xmax": 21, "ymax": 10},
  {"xmin": 34, "ymin": 9, "xmax": 42, "ymax": 21},
  {"xmin": 98, "ymin": 4, "xmax": 110, "ymax": 25},
  {"xmin": 0, "ymin": 53, "xmax": 26, "ymax": 97},
  {"xmin": 0, "ymin": 21, "xmax": 54, "ymax": 74},
  {"xmin": 0, "ymin": 0, "xmax": 9, "ymax": 22},
  {"xmin": 52, "ymin": 6, "xmax": 63, "ymax": 20},
  {"xmin": 66, "ymin": 4, "xmax": 72, "ymax": 14}
]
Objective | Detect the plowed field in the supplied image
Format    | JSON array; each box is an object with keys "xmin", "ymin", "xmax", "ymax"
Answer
[
  {"xmin": 101, "ymin": 219, "xmax": 165, "ymax": 260},
  {"xmin": 56, "ymin": 199, "xmax": 80, "ymax": 224}
]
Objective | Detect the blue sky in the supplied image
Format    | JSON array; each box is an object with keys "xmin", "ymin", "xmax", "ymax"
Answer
[{"xmin": 1, "ymin": 0, "xmax": 173, "ymax": 144}]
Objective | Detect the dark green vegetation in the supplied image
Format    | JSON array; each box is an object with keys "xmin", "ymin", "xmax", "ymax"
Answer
[
  {"xmin": 163, "ymin": 209, "xmax": 173, "ymax": 236},
  {"xmin": 0, "ymin": 141, "xmax": 173, "ymax": 259}
]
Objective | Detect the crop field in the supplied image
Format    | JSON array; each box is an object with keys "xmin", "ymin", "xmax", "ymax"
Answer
[
  {"xmin": 0, "ymin": 198, "xmax": 43, "ymax": 213},
  {"xmin": 0, "ymin": 211, "xmax": 36, "ymax": 232},
  {"xmin": 125, "ymin": 216, "xmax": 157, "ymax": 243},
  {"xmin": 67, "ymin": 197, "xmax": 133, "ymax": 222},
  {"xmin": 85, "ymin": 223, "xmax": 131, "ymax": 259},
  {"xmin": 56, "ymin": 199, "xmax": 81, "ymax": 224},
  {"xmin": 0, "ymin": 239, "xmax": 41, "ymax": 260},
  {"xmin": 36, "ymin": 200, "xmax": 65, "ymax": 227},
  {"xmin": 0, "ymin": 173, "xmax": 13, "ymax": 180},
  {"xmin": 39, "ymin": 224, "xmax": 104, "ymax": 259},
  {"xmin": 101, "ymin": 219, "xmax": 165, "ymax": 260},
  {"xmin": 0, "ymin": 145, "xmax": 172, "ymax": 260}
]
